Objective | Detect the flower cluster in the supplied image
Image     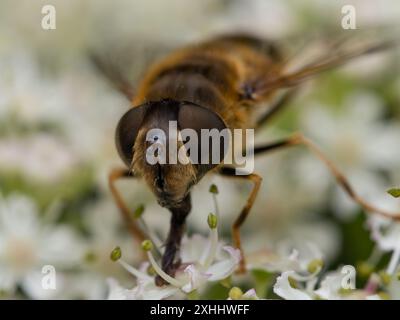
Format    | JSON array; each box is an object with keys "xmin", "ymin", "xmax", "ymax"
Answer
[{"xmin": 107, "ymin": 213, "xmax": 243, "ymax": 299}]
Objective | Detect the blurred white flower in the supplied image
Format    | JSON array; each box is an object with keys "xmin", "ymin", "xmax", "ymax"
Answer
[
  {"xmin": 242, "ymin": 288, "xmax": 261, "ymax": 300},
  {"xmin": 368, "ymin": 216, "xmax": 400, "ymax": 275},
  {"xmin": 247, "ymin": 241, "xmax": 324, "ymax": 275},
  {"xmin": 107, "ymin": 262, "xmax": 181, "ymax": 300},
  {"xmin": 82, "ymin": 199, "xmax": 142, "ymax": 272},
  {"xmin": 0, "ymin": 48, "xmax": 124, "ymax": 172},
  {"xmin": 215, "ymin": 0, "xmax": 297, "ymax": 38},
  {"xmin": 69, "ymin": 199, "xmax": 144, "ymax": 299},
  {"xmin": 274, "ymin": 271, "xmax": 315, "ymax": 300},
  {"xmin": 0, "ymin": 53, "xmax": 67, "ymax": 124},
  {"xmin": 0, "ymin": 134, "xmax": 79, "ymax": 183},
  {"xmin": 0, "ymin": 193, "xmax": 85, "ymax": 298},
  {"xmin": 274, "ymin": 268, "xmax": 380, "ymax": 300},
  {"xmin": 299, "ymin": 91, "xmax": 400, "ymax": 219}
]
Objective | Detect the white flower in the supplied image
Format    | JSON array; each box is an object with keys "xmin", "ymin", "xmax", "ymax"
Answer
[
  {"xmin": 0, "ymin": 52, "xmax": 68, "ymax": 124},
  {"xmin": 179, "ymin": 245, "xmax": 241, "ymax": 293},
  {"xmin": 82, "ymin": 199, "xmax": 142, "ymax": 274},
  {"xmin": 0, "ymin": 193, "xmax": 84, "ymax": 298},
  {"xmin": 108, "ymin": 214, "xmax": 241, "ymax": 299},
  {"xmin": 247, "ymin": 241, "xmax": 324, "ymax": 275},
  {"xmin": 107, "ymin": 263, "xmax": 181, "ymax": 300},
  {"xmin": 369, "ymin": 216, "xmax": 400, "ymax": 252},
  {"xmin": 368, "ymin": 215, "xmax": 400, "ymax": 275},
  {"xmin": 299, "ymin": 91, "xmax": 400, "ymax": 219},
  {"xmin": 242, "ymin": 288, "xmax": 261, "ymax": 300},
  {"xmin": 216, "ymin": 0, "xmax": 296, "ymax": 38},
  {"xmin": 314, "ymin": 271, "xmax": 348, "ymax": 300},
  {"xmin": 0, "ymin": 134, "xmax": 79, "ymax": 183},
  {"xmin": 44, "ymin": 199, "xmax": 145, "ymax": 300},
  {"xmin": 274, "ymin": 271, "xmax": 314, "ymax": 300},
  {"xmin": 273, "ymin": 267, "xmax": 383, "ymax": 300}
]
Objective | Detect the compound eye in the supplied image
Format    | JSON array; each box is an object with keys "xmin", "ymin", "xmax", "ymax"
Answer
[
  {"xmin": 178, "ymin": 102, "xmax": 229, "ymax": 174},
  {"xmin": 115, "ymin": 104, "xmax": 148, "ymax": 166}
]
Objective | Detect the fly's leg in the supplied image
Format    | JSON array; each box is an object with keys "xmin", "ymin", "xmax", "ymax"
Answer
[
  {"xmin": 218, "ymin": 167, "xmax": 262, "ymax": 273},
  {"xmin": 108, "ymin": 168, "xmax": 147, "ymax": 243}
]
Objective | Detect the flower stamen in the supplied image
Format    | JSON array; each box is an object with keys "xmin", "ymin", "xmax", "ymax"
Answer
[
  {"xmin": 142, "ymin": 239, "xmax": 184, "ymax": 287},
  {"xmin": 202, "ymin": 213, "xmax": 219, "ymax": 269}
]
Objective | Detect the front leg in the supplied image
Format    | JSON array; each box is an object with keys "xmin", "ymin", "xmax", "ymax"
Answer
[
  {"xmin": 218, "ymin": 167, "xmax": 262, "ymax": 273},
  {"xmin": 155, "ymin": 194, "xmax": 192, "ymax": 286},
  {"xmin": 108, "ymin": 168, "xmax": 147, "ymax": 242}
]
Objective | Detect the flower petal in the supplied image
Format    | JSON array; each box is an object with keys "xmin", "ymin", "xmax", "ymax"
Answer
[
  {"xmin": 181, "ymin": 264, "xmax": 209, "ymax": 293},
  {"xmin": 273, "ymin": 271, "xmax": 312, "ymax": 300},
  {"xmin": 107, "ymin": 278, "xmax": 132, "ymax": 300},
  {"xmin": 206, "ymin": 246, "xmax": 240, "ymax": 281},
  {"xmin": 243, "ymin": 288, "xmax": 261, "ymax": 300},
  {"xmin": 314, "ymin": 271, "xmax": 345, "ymax": 300}
]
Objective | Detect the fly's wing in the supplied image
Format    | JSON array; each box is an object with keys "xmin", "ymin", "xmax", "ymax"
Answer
[
  {"xmin": 89, "ymin": 41, "xmax": 177, "ymax": 101},
  {"xmin": 263, "ymin": 29, "xmax": 400, "ymax": 91},
  {"xmin": 90, "ymin": 52, "xmax": 136, "ymax": 100}
]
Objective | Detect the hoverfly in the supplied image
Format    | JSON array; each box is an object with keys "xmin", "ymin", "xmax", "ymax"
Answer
[{"xmin": 93, "ymin": 33, "xmax": 399, "ymax": 285}]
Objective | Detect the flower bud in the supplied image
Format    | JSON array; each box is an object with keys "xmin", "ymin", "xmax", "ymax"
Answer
[
  {"xmin": 207, "ymin": 213, "xmax": 218, "ymax": 229},
  {"xmin": 133, "ymin": 204, "xmax": 145, "ymax": 219},
  {"xmin": 141, "ymin": 239, "xmax": 153, "ymax": 252},
  {"xmin": 209, "ymin": 184, "xmax": 219, "ymax": 194},
  {"xmin": 229, "ymin": 287, "xmax": 243, "ymax": 300},
  {"xmin": 110, "ymin": 246, "xmax": 122, "ymax": 261},
  {"xmin": 387, "ymin": 188, "xmax": 400, "ymax": 198},
  {"xmin": 356, "ymin": 261, "xmax": 373, "ymax": 278}
]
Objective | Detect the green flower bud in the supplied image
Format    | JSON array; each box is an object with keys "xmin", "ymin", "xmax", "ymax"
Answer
[
  {"xmin": 209, "ymin": 184, "xmax": 219, "ymax": 194},
  {"xmin": 387, "ymin": 188, "xmax": 400, "ymax": 198},
  {"xmin": 207, "ymin": 213, "xmax": 218, "ymax": 229},
  {"xmin": 133, "ymin": 204, "xmax": 145, "ymax": 219},
  {"xmin": 229, "ymin": 287, "xmax": 243, "ymax": 300},
  {"xmin": 141, "ymin": 239, "xmax": 153, "ymax": 252},
  {"xmin": 110, "ymin": 246, "xmax": 122, "ymax": 262},
  {"xmin": 356, "ymin": 261, "xmax": 374, "ymax": 278}
]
